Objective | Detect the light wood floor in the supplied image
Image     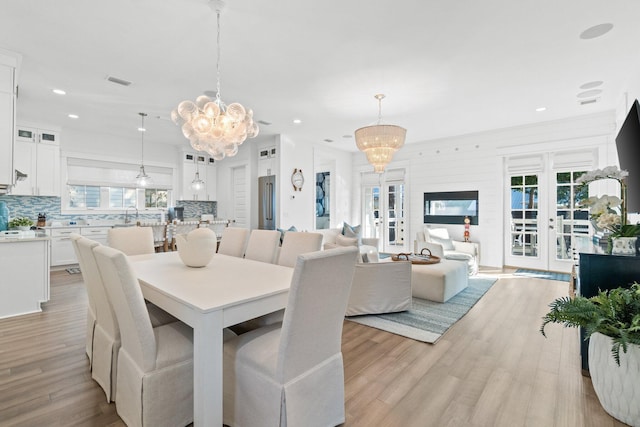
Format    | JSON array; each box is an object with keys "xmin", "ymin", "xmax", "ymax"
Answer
[{"xmin": 0, "ymin": 269, "xmax": 627, "ymax": 426}]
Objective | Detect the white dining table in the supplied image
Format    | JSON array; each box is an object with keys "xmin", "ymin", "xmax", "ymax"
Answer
[{"xmin": 129, "ymin": 251, "xmax": 294, "ymax": 426}]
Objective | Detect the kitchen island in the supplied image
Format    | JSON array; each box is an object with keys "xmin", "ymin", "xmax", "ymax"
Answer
[{"xmin": 0, "ymin": 232, "xmax": 50, "ymax": 319}]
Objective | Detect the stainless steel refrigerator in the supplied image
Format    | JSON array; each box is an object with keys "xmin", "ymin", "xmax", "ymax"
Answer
[{"xmin": 258, "ymin": 175, "xmax": 276, "ymax": 230}]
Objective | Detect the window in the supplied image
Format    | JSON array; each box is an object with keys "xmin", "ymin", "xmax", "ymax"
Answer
[
  {"xmin": 65, "ymin": 185, "xmax": 170, "ymax": 211},
  {"xmin": 145, "ymin": 189, "xmax": 168, "ymax": 209},
  {"xmin": 423, "ymin": 191, "xmax": 479, "ymax": 225},
  {"xmin": 68, "ymin": 185, "xmax": 100, "ymax": 208}
]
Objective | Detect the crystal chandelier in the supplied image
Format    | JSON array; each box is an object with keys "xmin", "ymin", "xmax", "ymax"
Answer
[
  {"xmin": 136, "ymin": 112, "xmax": 153, "ymax": 187},
  {"xmin": 354, "ymin": 94, "xmax": 406, "ymax": 173},
  {"xmin": 171, "ymin": 0, "xmax": 259, "ymax": 160}
]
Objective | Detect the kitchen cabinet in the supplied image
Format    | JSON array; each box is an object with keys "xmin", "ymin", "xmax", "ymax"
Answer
[
  {"xmin": 80, "ymin": 226, "xmax": 109, "ymax": 245},
  {"xmin": 205, "ymin": 157, "xmax": 217, "ymax": 201},
  {"xmin": 0, "ymin": 236, "xmax": 50, "ymax": 319},
  {"xmin": 258, "ymin": 146, "xmax": 277, "ymax": 177},
  {"xmin": 49, "ymin": 227, "xmax": 80, "ymax": 266},
  {"xmin": 180, "ymin": 151, "xmax": 217, "ymax": 201},
  {"xmin": 12, "ymin": 126, "xmax": 60, "ymax": 196},
  {"xmin": 0, "ymin": 54, "xmax": 17, "ymax": 190}
]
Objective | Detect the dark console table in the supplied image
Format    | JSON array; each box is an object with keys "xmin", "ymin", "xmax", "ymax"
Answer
[{"xmin": 577, "ymin": 253, "xmax": 640, "ymax": 373}]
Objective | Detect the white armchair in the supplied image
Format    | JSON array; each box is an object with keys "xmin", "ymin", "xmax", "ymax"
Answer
[
  {"xmin": 316, "ymin": 226, "xmax": 380, "ymax": 262},
  {"xmin": 414, "ymin": 227, "xmax": 479, "ymax": 275}
]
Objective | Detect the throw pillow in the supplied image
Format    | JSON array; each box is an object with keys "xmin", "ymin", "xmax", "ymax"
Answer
[
  {"xmin": 342, "ymin": 222, "xmax": 362, "ymax": 245},
  {"xmin": 336, "ymin": 234, "xmax": 358, "ymax": 247},
  {"xmin": 426, "ymin": 227, "xmax": 455, "ymax": 251},
  {"xmin": 276, "ymin": 225, "xmax": 297, "ymax": 245}
]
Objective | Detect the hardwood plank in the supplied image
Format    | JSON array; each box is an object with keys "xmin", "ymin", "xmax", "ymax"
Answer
[{"xmin": 0, "ymin": 269, "xmax": 627, "ymax": 426}]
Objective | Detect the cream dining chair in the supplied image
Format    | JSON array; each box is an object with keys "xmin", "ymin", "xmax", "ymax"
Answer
[
  {"xmin": 223, "ymin": 246, "xmax": 358, "ymax": 427},
  {"xmin": 93, "ymin": 244, "xmax": 195, "ymax": 427},
  {"xmin": 244, "ymin": 229, "xmax": 280, "ymax": 263},
  {"xmin": 276, "ymin": 231, "xmax": 323, "ymax": 267},
  {"xmin": 107, "ymin": 226, "xmax": 155, "ymax": 256},
  {"xmin": 70, "ymin": 233, "xmax": 97, "ymax": 367},
  {"xmin": 217, "ymin": 227, "xmax": 250, "ymax": 257},
  {"xmin": 76, "ymin": 237, "xmax": 177, "ymax": 403},
  {"xmin": 233, "ymin": 231, "xmax": 324, "ymax": 332}
]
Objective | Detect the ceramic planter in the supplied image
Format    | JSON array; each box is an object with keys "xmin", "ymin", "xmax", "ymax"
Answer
[
  {"xmin": 588, "ymin": 332, "xmax": 640, "ymax": 426},
  {"xmin": 611, "ymin": 236, "xmax": 638, "ymax": 256}
]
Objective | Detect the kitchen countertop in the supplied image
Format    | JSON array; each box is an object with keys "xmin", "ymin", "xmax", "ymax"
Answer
[{"xmin": 0, "ymin": 232, "xmax": 50, "ymax": 243}]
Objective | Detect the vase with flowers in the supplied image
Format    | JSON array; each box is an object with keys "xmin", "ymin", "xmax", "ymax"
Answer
[{"xmin": 577, "ymin": 166, "xmax": 640, "ymax": 255}]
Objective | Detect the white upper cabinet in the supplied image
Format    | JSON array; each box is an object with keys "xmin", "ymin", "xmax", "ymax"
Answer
[
  {"xmin": 179, "ymin": 151, "xmax": 216, "ymax": 201},
  {"xmin": 258, "ymin": 146, "xmax": 277, "ymax": 177},
  {"xmin": 12, "ymin": 125, "xmax": 60, "ymax": 196},
  {"xmin": 0, "ymin": 59, "xmax": 17, "ymax": 189}
]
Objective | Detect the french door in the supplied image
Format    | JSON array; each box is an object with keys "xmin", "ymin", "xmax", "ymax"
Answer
[
  {"xmin": 505, "ymin": 169, "xmax": 589, "ymax": 273},
  {"xmin": 362, "ymin": 170, "xmax": 407, "ymax": 253}
]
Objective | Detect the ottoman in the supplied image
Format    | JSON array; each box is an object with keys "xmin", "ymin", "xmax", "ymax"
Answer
[{"xmin": 411, "ymin": 259, "xmax": 468, "ymax": 303}]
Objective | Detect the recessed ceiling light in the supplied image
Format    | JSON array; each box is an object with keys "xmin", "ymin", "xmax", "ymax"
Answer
[
  {"xmin": 68, "ymin": 114, "xmax": 79, "ymax": 119},
  {"xmin": 580, "ymin": 23, "xmax": 613, "ymax": 40},
  {"xmin": 535, "ymin": 107, "xmax": 546, "ymax": 112},
  {"xmin": 52, "ymin": 89, "xmax": 66, "ymax": 95},
  {"xmin": 292, "ymin": 119, "xmax": 302, "ymax": 124},
  {"xmin": 577, "ymin": 89, "xmax": 602, "ymax": 98},
  {"xmin": 138, "ymin": 127, "xmax": 146, "ymax": 132},
  {"xmin": 580, "ymin": 81, "xmax": 603, "ymax": 90}
]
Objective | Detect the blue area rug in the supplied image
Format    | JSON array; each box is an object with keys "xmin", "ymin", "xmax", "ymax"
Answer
[
  {"xmin": 514, "ymin": 269, "xmax": 570, "ymax": 282},
  {"xmin": 346, "ymin": 275, "xmax": 498, "ymax": 343}
]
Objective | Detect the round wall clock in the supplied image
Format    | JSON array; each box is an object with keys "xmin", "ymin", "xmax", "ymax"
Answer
[{"xmin": 291, "ymin": 168, "xmax": 304, "ymax": 191}]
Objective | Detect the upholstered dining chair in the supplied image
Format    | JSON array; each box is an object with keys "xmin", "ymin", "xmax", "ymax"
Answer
[
  {"xmin": 70, "ymin": 233, "xmax": 97, "ymax": 367},
  {"xmin": 244, "ymin": 229, "xmax": 280, "ymax": 263},
  {"xmin": 223, "ymin": 246, "xmax": 358, "ymax": 427},
  {"xmin": 217, "ymin": 227, "xmax": 250, "ymax": 257},
  {"xmin": 107, "ymin": 226, "xmax": 155, "ymax": 256},
  {"xmin": 76, "ymin": 237, "xmax": 178, "ymax": 403},
  {"xmin": 276, "ymin": 231, "xmax": 323, "ymax": 267},
  {"xmin": 93, "ymin": 244, "xmax": 195, "ymax": 427}
]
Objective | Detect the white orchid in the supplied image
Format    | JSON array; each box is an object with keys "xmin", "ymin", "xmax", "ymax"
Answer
[
  {"xmin": 576, "ymin": 166, "xmax": 628, "ymax": 184},
  {"xmin": 596, "ymin": 212, "xmax": 622, "ymax": 230}
]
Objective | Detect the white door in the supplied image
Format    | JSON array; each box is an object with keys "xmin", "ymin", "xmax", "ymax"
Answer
[
  {"xmin": 505, "ymin": 169, "xmax": 589, "ymax": 273},
  {"xmin": 231, "ymin": 165, "xmax": 248, "ymax": 228},
  {"xmin": 362, "ymin": 170, "xmax": 407, "ymax": 253}
]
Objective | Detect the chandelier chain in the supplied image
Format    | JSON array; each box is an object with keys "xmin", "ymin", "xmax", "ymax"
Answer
[
  {"xmin": 216, "ymin": 10, "xmax": 221, "ymax": 103},
  {"xmin": 140, "ymin": 112, "xmax": 146, "ymax": 166}
]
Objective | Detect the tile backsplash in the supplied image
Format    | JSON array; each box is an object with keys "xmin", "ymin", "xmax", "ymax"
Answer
[{"xmin": 0, "ymin": 195, "xmax": 218, "ymax": 224}]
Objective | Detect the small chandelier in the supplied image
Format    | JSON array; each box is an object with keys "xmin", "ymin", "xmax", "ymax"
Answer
[
  {"xmin": 354, "ymin": 94, "xmax": 406, "ymax": 173},
  {"xmin": 191, "ymin": 161, "xmax": 205, "ymax": 191},
  {"xmin": 136, "ymin": 112, "xmax": 153, "ymax": 187},
  {"xmin": 171, "ymin": 0, "xmax": 259, "ymax": 161}
]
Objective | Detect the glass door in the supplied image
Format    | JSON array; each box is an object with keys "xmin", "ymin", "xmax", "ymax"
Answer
[
  {"xmin": 505, "ymin": 169, "xmax": 589, "ymax": 273},
  {"xmin": 362, "ymin": 178, "xmax": 407, "ymax": 253},
  {"xmin": 548, "ymin": 170, "xmax": 589, "ymax": 272},
  {"xmin": 506, "ymin": 174, "xmax": 546, "ymax": 269}
]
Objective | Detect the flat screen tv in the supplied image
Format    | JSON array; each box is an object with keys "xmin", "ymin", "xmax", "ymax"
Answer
[{"xmin": 615, "ymin": 99, "xmax": 640, "ymax": 214}]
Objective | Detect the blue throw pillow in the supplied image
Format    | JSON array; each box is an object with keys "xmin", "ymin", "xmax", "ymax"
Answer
[
  {"xmin": 277, "ymin": 225, "xmax": 297, "ymax": 244},
  {"xmin": 342, "ymin": 222, "xmax": 362, "ymax": 245}
]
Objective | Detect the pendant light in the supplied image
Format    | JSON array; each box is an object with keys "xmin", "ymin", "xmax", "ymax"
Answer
[
  {"xmin": 191, "ymin": 160, "xmax": 205, "ymax": 191},
  {"xmin": 136, "ymin": 112, "xmax": 153, "ymax": 187},
  {"xmin": 171, "ymin": 0, "xmax": 259, "ymax": 161},
  {"xmin": 354, "ymin": 94, "xmax": 406, "ymax": 173}
]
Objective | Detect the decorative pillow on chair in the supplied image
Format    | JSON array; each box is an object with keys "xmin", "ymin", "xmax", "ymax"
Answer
[
  {"xmin": 336, "ymin": 234, "xmax": 358, "ymax": 247},
  {"xmin": 342, "ymin": 222, "xmax": 362, "ymax": 246},
  {"xmin": 425, "ymin": 227, "xmax": 455, "ymax": 251},
  {"xmin": 276, "ymin": 225, "xmax": 297, "ymax": 245}
]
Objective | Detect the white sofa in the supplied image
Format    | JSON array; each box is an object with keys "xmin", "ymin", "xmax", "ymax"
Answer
[
  {"xmin": 314, "ymin": 227, "xmax": 379, "ymax": 262},
  {"xmin": 414, "ymin": 227, "xmax": 479, "ymax": 275}
]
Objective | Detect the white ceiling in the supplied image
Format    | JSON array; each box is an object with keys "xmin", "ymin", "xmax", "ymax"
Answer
[{"xmin": 1, "ymin": 0, "xmax": 640, "ymax": 152}]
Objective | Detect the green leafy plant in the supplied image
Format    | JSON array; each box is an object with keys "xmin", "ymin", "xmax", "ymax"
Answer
[
  {"xmin": 8, "ymin": 216, "xmax": 33, "ymax": 228},
  {"xmin": 540, "ymin": 283, "xmax": 640, "ymax": 365}
]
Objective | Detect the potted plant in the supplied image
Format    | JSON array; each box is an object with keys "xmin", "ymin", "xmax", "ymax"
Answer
[
  {"xmin": 8, "ymin": 216, "xmax": 34, "ymax": 230},
  {"xmin": 540, "ymin": 284, "xmax": 640, "ymax": 426}
]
